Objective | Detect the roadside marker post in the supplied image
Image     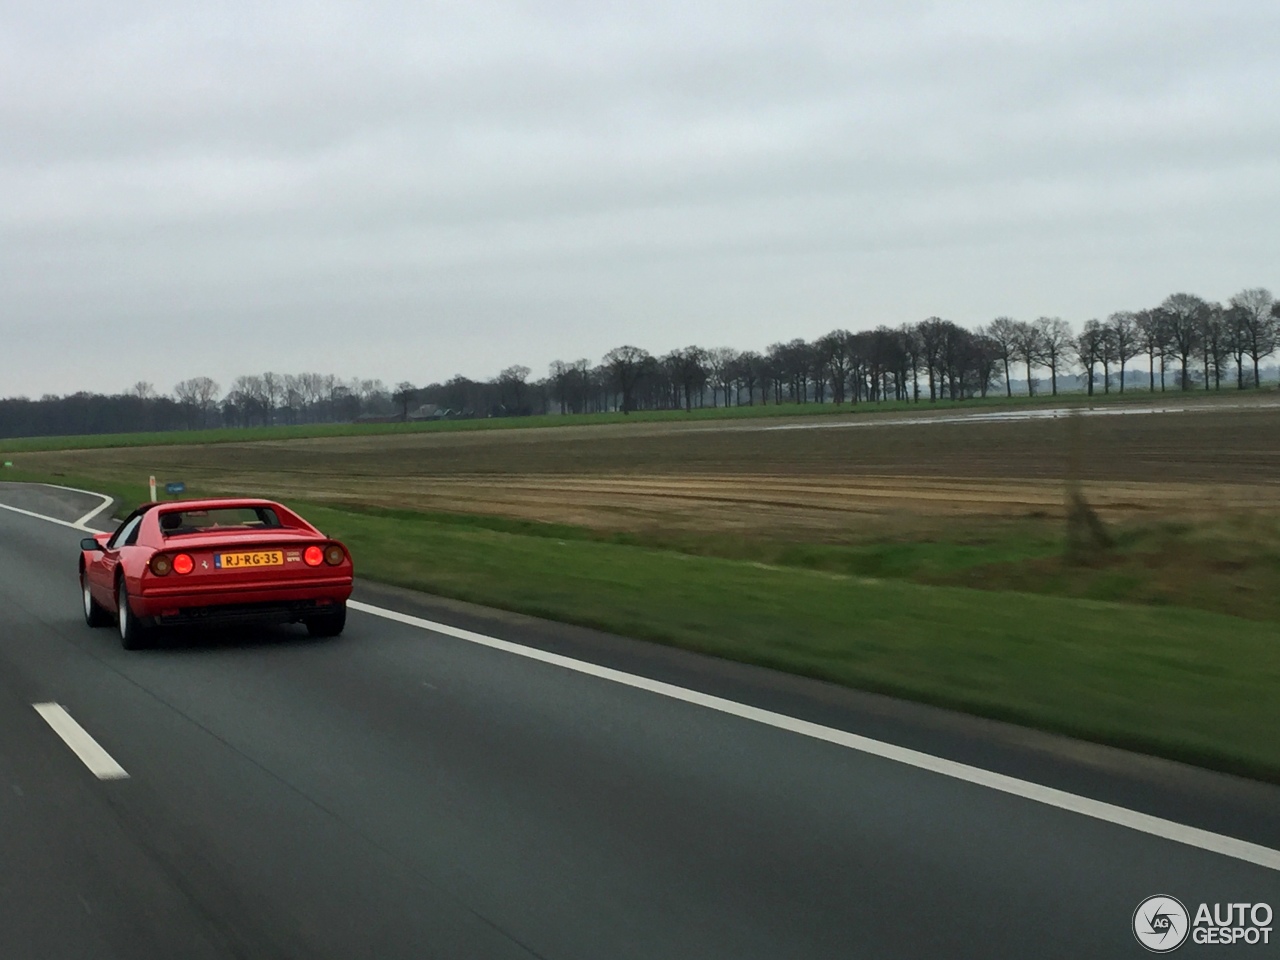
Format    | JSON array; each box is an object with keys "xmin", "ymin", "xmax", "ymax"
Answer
[{"xmin": 149, "ymin": 475, "xmax": 156, "ymax": 501}]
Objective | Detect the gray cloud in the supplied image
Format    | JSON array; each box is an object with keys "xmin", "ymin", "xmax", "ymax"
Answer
[{"xmin": 3, "ymin": 0, "xmax": 1278, "ymax": 396}]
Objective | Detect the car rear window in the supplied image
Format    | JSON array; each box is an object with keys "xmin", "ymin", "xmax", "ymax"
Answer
[{"xmin": 159, "ymin": 507, "xmax": 282, "ymax": 535}]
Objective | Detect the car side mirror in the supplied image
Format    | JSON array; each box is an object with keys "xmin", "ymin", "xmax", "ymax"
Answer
[{"xmin": 81, "ymin": 537, "xmax": 104, "ymax": 551}]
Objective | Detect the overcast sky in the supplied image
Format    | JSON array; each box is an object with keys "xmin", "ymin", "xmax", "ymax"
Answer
[{"xmin": 3, "ymin": 1, "xmax": 1278, "ymax": 397}]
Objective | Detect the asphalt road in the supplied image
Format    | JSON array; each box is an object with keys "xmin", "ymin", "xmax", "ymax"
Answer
[{"xmin": 1, "ymin": 482, "xmax": 1277, "ymax": 959}]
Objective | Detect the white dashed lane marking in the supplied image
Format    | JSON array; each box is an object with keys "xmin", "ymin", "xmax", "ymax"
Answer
[{"xmin": 33, "ymin": 703, "xmax": 129, "ymax": 781}]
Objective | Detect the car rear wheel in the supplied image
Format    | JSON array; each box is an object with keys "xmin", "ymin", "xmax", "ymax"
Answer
[
  {"xmin": 306, "ymin": 603, "xmax": 346, "ymax": 638},
  {"xmin": 117, "ymin": 579, "xmax": 151, "ymax": 650},
  {"xmin": 82, "ymin": 571, "xmax": 111, "ymax": 627}
]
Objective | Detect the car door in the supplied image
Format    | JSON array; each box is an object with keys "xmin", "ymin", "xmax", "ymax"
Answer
[{"xmin": 90, "ymin": 514, "xmax": 142, "ymax": 609}]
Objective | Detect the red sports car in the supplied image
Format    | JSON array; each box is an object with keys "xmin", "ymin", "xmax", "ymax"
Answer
[{"xmin": 79, "ymin": 498, "xmax": 354, "ymax": 649}]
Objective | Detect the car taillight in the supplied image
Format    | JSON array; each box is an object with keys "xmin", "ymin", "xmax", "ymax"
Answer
[
  {"xmin": 304, "ymin": 545, "xmax": 324, "ymax": 566},
  {"xmin": 173, "ymin": 553, "xmax": 194, "ymax": 575},
  {"xmin": 324, "ymin": 545, "xmax": 345, "ymax": 566},
  {"xmin": 150, "ymin": 555, "xmax": 172, "ymax": 576}
]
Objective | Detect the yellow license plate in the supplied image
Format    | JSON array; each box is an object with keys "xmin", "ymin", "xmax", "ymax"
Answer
[{"xmin": 216, "ymin": 550, "xmax": 284, "ymax": 569}]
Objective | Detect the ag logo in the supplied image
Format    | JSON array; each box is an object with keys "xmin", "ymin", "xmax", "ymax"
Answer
[{"xmin": 1134, "ymin": 895, "xmax": 1190, "ymax": 953}]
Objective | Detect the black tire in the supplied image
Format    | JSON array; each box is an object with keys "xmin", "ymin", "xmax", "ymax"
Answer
[
  {"xmin": 306, "ymin": 603, "xmax": 346, "ymax": 638},
  {"xmin": 117, "ymin": 578, "xmax": 151, "ymax": 650},
  {"xmin": 81, "ymin": 570, "xmax": 112, "ymax": 628}
]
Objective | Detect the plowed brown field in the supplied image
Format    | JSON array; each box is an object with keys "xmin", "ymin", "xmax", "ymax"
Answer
[{"xmin": 23, "ymin": 402, "xmax": 1280, "ymax": 539}]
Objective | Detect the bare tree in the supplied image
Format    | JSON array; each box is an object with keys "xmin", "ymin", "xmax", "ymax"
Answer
[
  {"xmin": 357, "ymin": 378, "xmax": 385, "ymax": 402},
  {"xmin": 569, "ymin": 359, "xmax": 592, "ymax": 414},
  {"xmin": 548, "ymin": 361, "xmax": 594, "ymax": 415},
  {"xmin": 870, "ymin": 326, "xmax": 908, "ymax": 401},
  {"xmin": 935, "ymin": 321, "xmax": 968, "ymax": 400},
  {"xmin": 704, "ymin": 347, "xmax": 739, "ymax": 407},
  {"xmin": 986, "ymin": 317, "xmax": 1019, "ymax": 398},
  {"xmin": 770, "ymin": 339, "xmax": 809, "ymax": 403},
  {"xmin": 172, "ymin": 379, "xmax": 201, "ymax": 427},
  {"xmin": 1225, "ymin": 306, "xmax": 1251, "ymax": 389},
  {"xmin": 328, "ymin": 379, "xmax": 356, "ymax": 421},
  {"xmin": 281, "ymin": 374, "xmax": 305, "ymax": 424},
  {"xmin": 1074, "ymin": 321, "xmax": 1105, "ymax": 396},
  {"xmin": 192, "ymin": 377, "xmax": 220, "ymax": 427},
  {"xmin": 916, "ymin": 318, "xmax": 948, "ymax": 401},
  {"xmin": 1134, "ymin": 309, "xmax": 1166, "ymax": 392},
  {"xmin": 759, "ymin": 344, "xmax": 779, "ymax": 404},
  {"xmin": 496, "ymin": 366, "xmax": 531, "ymax": 414},
  {"xmin": 1034, "ymin": 317, "xmax": 1072, "ymax": 395},
  {"xmin": 736, "ymin": 351, "xmax": 763, "ymax": 405},
  {"xmin": 131, "ymin": 381, "xmax": 156, "ymax": 399},
  {"xmin": 261, "ymin": 372, "xmax": 284, "ymax": 425},
  {"xmin": 548, "ymin": 361, "xmax": 571, "ymax": 414},
  {"xmin": 850, "ymin": 331, "xmax": 874, "ymax": 401},
  {"xmin": 1160, "ymin": 293, "xmax": 1209, "ymax": 390},
  {"xmin": 1199, "ymin": 305, "xmax": 1230, "ymax": 391},
  {"xmin": 603, "ymin": 346, "xmax": 650, "ymax": 414},
  {"xmin": 897, "ymin": 324, "xmax": 922, "ymax": 402},
  {"xmin": 675, "ymin": 347, "xmax": 709, "ymax": 411},
  {"xmin": 1107, "ymin": 312, "xmax": 1139, "ymax": 393},
  {"xmin": 969, "ymin": 329, "xmax": 1003, "ymax": 398},
  {"xmin": 230, "ymin": 374, "xmax": 267, "ymax": 425},
  {"xmin": 808, "ymin": 341, "xmax": 829, "ymax": 403},
  {"xmin": 1011, "ymin": 321, "xmax": 1044, "ymax": 396},
  {"xmin": 299, "ymin": 373, "xmax": 328, "ymax": 417},
  {"xmin": 1228, "ymin": 288, "xmax": 1278, "ymax": 388},
  {"xmin": 814, "ymin": 331, "xmax": 851, "ymax": 404},
  {"xmin": 1098, "ymin": 322, "xmax": 1116, "ymax": 392},
  {"xmin": 392, "ymin": 381, "xmax": 418, "ymax": 420}
]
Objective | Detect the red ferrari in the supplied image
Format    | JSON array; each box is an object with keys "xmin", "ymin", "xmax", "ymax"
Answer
[{"xmin": 79, "ymin": 498, "xmax": 354, "ymax": 649}]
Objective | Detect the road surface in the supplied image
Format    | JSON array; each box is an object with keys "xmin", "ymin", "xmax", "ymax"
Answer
[{"xmin": 0, "ymin": 482, "xmax": 1276, "ymax": 958}]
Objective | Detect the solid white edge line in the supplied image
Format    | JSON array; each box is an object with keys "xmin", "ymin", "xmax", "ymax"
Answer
[
  {"xmin": 348, "ymin": 599, "xmax": 1280, "ymax": 874},
  {"xmin": 0, "ymin": 485, "xmax": 1275, "ymax": 870},
  {"xmin": 56, "ymin": 487, "xmax": 115, "ymax": 529},
  {"xmin": 32, "ymin": 703, "xmax": 129, "ymax": 781},
  {"xmin": 0, "ymin": 500, "xmax": 91, "ymax": 532},
  {"xmin": 0, "ymin": 483, "xmax": 112, "ymax": 532}
]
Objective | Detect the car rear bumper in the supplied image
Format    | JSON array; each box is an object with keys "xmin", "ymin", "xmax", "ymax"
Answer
[
  {"xmin": 150, "ymin": 598, "xmax": 342, "ymax": 627},
  {"xmin": 135, "ymin": 579, "xmax": 353, "ymax": 623}
]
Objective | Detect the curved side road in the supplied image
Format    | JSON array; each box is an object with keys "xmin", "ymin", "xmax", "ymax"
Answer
[{"xmin": 0, "ymin": 482, "xmax": 1276, "ymax": 959}]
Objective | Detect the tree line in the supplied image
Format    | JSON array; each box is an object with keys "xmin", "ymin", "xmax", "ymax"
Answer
[{"xmin": 1, "ymin": 288, "xmax": 1276, "ymax": 439}]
